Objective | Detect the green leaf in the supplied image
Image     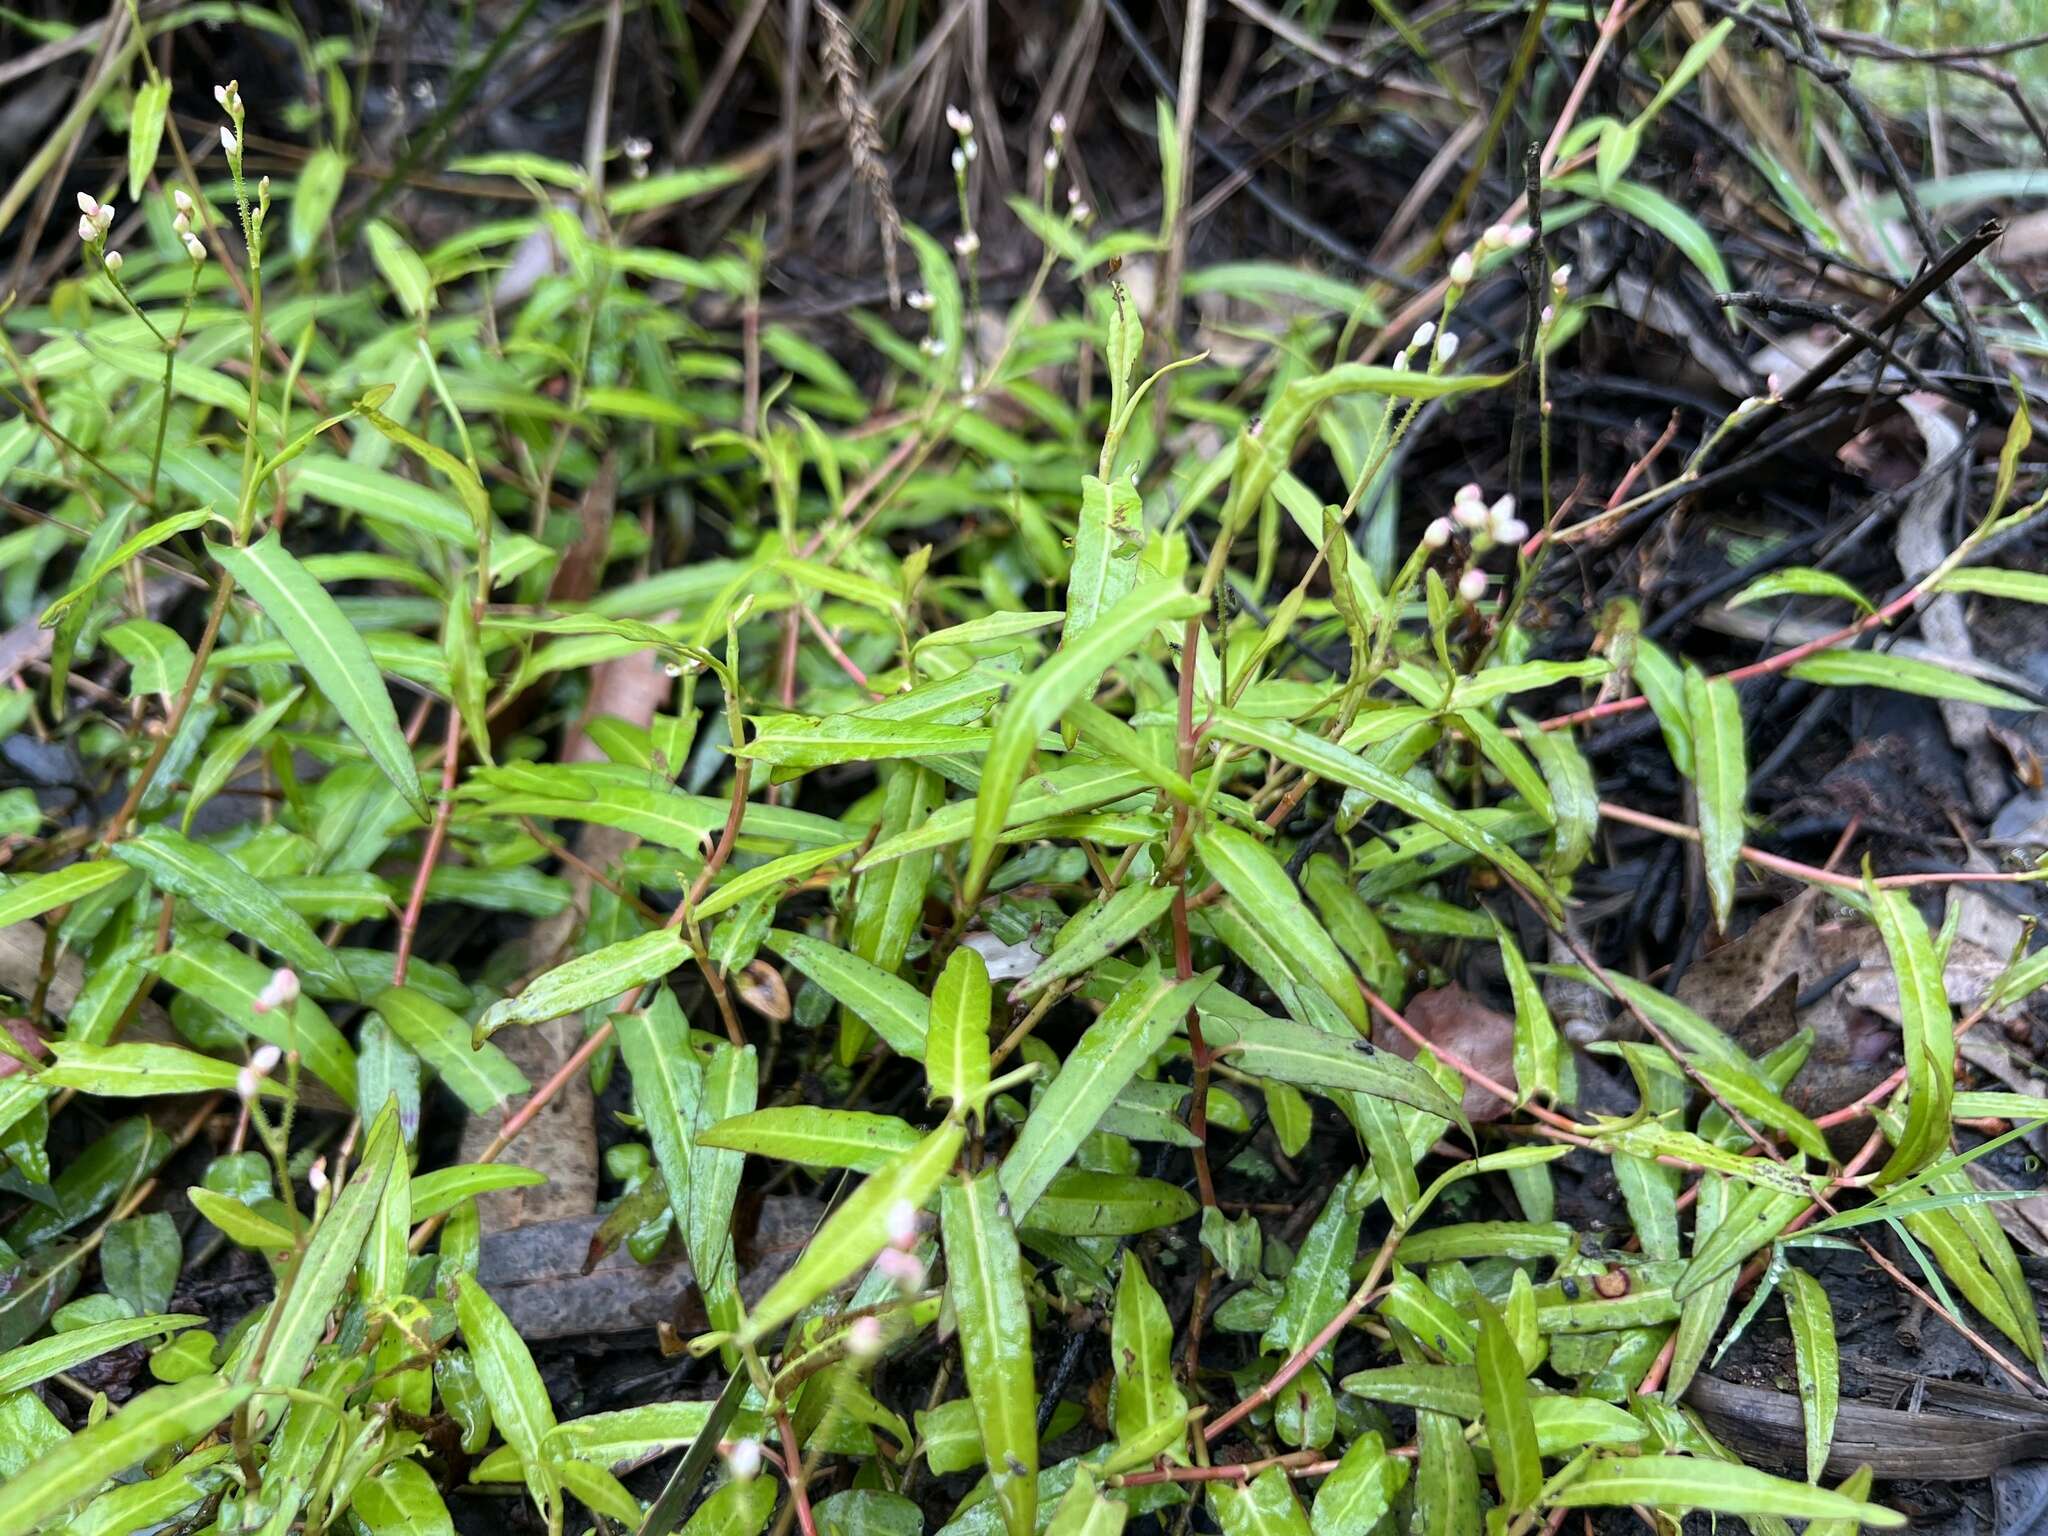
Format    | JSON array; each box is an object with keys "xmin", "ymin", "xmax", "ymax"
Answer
[
  {"xmin": 942, "ymin": 1171, "xmax": 1037, "ymax": 1536},
  {"xmin": 1786, "ymin": 649, "xmax": 2038, "ymax": 711},
  {"xmin": 1729, "ymin": 567, "xmax": 1875, "ymax": 615},
  {"xmin": 408, "ymin": 1164, "xmax": 547, "ymax": 1220},
  {"xmin": 457, "ymin": 1272, "xmax": 560, "ymax": 1519},
  {"xmin": 693, "ymin": 840, "xmax": 859, "ymax": 922},
  {"xmin": 1411, "ymin": 1409, "xmax": 1479, "ymax": 1536},
  {"xmin": 1474, "ymin": 1294, "xmax": 1540, "ymax": 1513},
  {"xmin": 927, "ymin": 945, "xmax": 993, "ymax": 1111},
  {"xmin": 1782, "ymin": 1264, "xmax": 1838, "ymax": 1482},
  {"xmin": 1683, "ymin": 667, "xmax": 1746, "ymax": 931},
  {"xmin": 0, "ymin": 861, "xmax": 129, "ymax": 927},
  {"xmin": 1550, "ymin": 1455, "xmax": 1903, "ymax": 1526},
  {"xmin": 39, "ymin": 1041, "xmax": 278, "ymax": 1099},
  {"xmin": 967, "ymin": 580, "xmax": 1203, "ymax": 900},
  {"xmin": 764, "ymin": 930, "xmax": 929, "ymax": 1060},
  {"xmin": 1016, "ymin": 1169, "xmax": 1196, "ymax": 1236},
  {"xmin": 39, "ymin": 507, "xmax": 215, "ymax": 629},
  {"xmin": 187, "ymin": 1186, "xmax": 296, "ymax": 1250},
  {"xmin": 1019, "ymin": 882, "xmax": 1175, "ymax": 1000},
  {"xmin": 1552, "ymin": 173, "xmax": 1731, "ymax": 299},
  {"xmin": 1213, "ymin": 1466, "xmax": 1313, "ymax": 1536},
  {"xmin": 614, "ymin": 985, "xmax": 704, "ymax": 1269},
  {"xmin": 182, "ymin": 684, "xmax": 303, "ymax": 834},
  {"xmin": 113, "ymin": 825, "xmax": 353, "ymax": 998},
  {"xmin": 999, "ymin": 965, "xmax": 1213, "ymax": 1220},
  {"xmin": 697, "ymin": 1107, "xmax": 920, "ymax": 1172},
  {"xmin": 156, "ymin": 938, "xmax": 359, "ymax": 1107},
  {"xmin": 366, "ymin": 219, "xmax": 435, "ymax": 318},
  {"xmin": 210, "ymin": 535, "xmax": 428, "ymax": 819},
  {"xmin": 1041, "ymin": 1475, "xmax": 1128, "ymax": 1536},
  {"xmin": 736, "ymin": 1121, "xmax": 963, "ymax": 1348},
  {"xmin": 1867, "ymin": 883, "xmax": 1955, "ymax": 1187},
  {"xmin": 126, "ymin": 78, "xmax": 170, "ymax": 199},
  {"xmin": 0, "ymin": 1312, "xmax": 202, "ymax": 1396},
  {"xmin": 477, "ymin": 928, "xmax": 686, "ymax": 1041},
  {"xmin": 1210, "ymin": 712, "xmax": 1558, "ymax": 917},
  {"xmin": 1063, "ymin": 475, "xmax": 1144, "ymax": 650},
  {"xmin": 1198, "ymin": 824, "xmax": 1366, "ymax": 1034},
  {"xmin": 250, "ymin": 1103, "xmax": 401, "ymax": 1428},
  {"xmin": 1311, "ymin": 1431, "xmax": 1407, "ymax": 1536},
  {"xmin": 859, "ymin": 763, "xmax": 1148, "ymax": 872},
  {"xmin": 1491, "ymin": 919, "xmax": 1558, "ymax": 1105},
  {"xmin": 0, "ymin": 1374, "xmax": 253, "ymax": 1536},
  {"xmin": 1110, "ymin": 1255, "xmax": 1185, "ymax": 1448},
  {"xmin": 290, "ymin": 147, "xmax": 349, "ymax": 261},
  {"xmin": 353, "ymin": 1458, "xmax": 454, "ymax": 1536},
  {"xmin": 1191, "ymin": 1007, "xmax": 1467, "ymax": 1130},
  {"xmin": 371, "ymin": 986, "xmax": 529, "ymax": 1114},
  {"xmin": 1263, "ymin": 1169, "xmax": 1363, "ymax": 1359},
  {"xmin": 1935, "ymin": 567, "xmax": 2048, "ymax": 604}
]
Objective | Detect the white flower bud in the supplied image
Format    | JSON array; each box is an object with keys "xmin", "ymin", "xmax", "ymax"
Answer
[
  {"xmin": 1434, "ymin": 329, "xmax": 1459, "ymax": 364},
  {"xmin": 94, "ymin": 204, "xmax": 113, "ymax": 232},
  {"xmin": 1423, "ymin": 517, "xmax": 1453, "ymax": 549},
  {"xmin": 1455, "ymin": 482, "xmax": 1484, "ymax": 505},
  {"xmin": 1043, "ymin": 147, "xmax": 1059, "ymax": 173},
  {"xmin": 237, "ymin": 1045, "xmax": 282, "ymax": 1103},
  {"xmin": 308, "ymin": 1157, "xmax": 329, "ymax": 1194},
  {"xmin": 1482, "ymin": 223, "xmax": 1511, "ymax": 251},
  {"xmin": 846, "ymin": 1315, "xmax": 884, "ymax": 1359},
  {"xmin": 1391, "ymin": 352, "xmax": 1409, "ymax": 371},
  {"xmin": 102, "ymin": 250, "xmax": 122, "ymax": 273},
  {"xmin": 1550, "ymin": 264, "xmax": 1571, "ymax": 291},
  {"xmin": 173, "ymin": 188, "xmax": 194, "ymax": 215},
  {"xmin": 220, "ymin": 126, "xmax": 239, "ymax": 158},
  {"xmin": 1452, "ymin": 497, "xmax": 1489, "ymax": 531},
  {"xmin": 78, "ymin": 214, "xmax": 97, "ymax": 243},
  {"xmin": 213, "ymin": 83, "xmax": 231, "ymax": 110},
  {"xmin": 724, "ymin": 1439, "xmax": 763, "ymax": 1482},
  {"xmin": 1487, "ymin": 493, "xmax": 1516, "ymax": 528},
  {"xmin": 963, "ymin": 137, "xmax": 978, "ymax": 163},
  {"xmin": 183, "ymin": 232, "xmax": 207, "ymax": 263},
  {"xmin": 1409, "ymin": 320, "xmax": 1435, "ymax": 351},
  {"xmin": 1049, "ymin": 111, "xmax": 1067, "ymax": 137},
  {"xmin": 257, "ymin": 175, "xmax": 270, "ymax": 199},
  {"xmin": 906, "ymin": 289, "xmax": 933, "ymax": 311},
  {"xmin": 173, "ymin": 212, "xmax": 190, "ymax": 235},
  {"xmin": 1504, "ymin": 222, "xmax": 1534, "ymax": 250},
  {"xmin": 623, "ymin": 136, "xmax": 651, "ymax": 162},
  {"xmin": 919, "ymin": 335, "xmax": 946, "ymax": 357},
  {"xmin": 77, "ymin": 192, "xmax": 100, "ymax": 217},
  {"xmin": 1495, "ymin": 517, "xmax": 1529, "ymax": 545},
  {"xmin": 1449, "ymin": 251, "xmax": 1475, "ymax": 286},
  {"xmin": 946, "ymin": 105, "xmax": 973, "ymax": 136},
  {"xmin": 874, "ymin": 1247, "xmax": 926, "ymax": 1290},
  {"xmin": 885, "ymin": 1199, "xmax": 919, "ymax": 1251},
  {"xmin": 1458, "ymin": 567, "xmax": 1488, "ymax": 602},
  {"xmin": 1069, "ymin": 202, "xmax": 1090, "ymax": 223},
  {"xmin": 252, "ymin": 968, "xmax": 300, "ymax": 1015},
  {"xmin": 953, "ymin": 230, "xmax": 979, "ymax": 257},
  {"xmin": 951, "ymin": 147, "xmax": 966, "ymax": 174},
  {"xmin": 1540, "ymin": 304, "xmax": 1555, "ymax": 326}
]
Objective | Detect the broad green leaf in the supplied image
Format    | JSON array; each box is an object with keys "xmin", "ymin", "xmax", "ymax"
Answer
[
  {"xmin": 113, "ymin": 825, "xmax": 352, "ymax": 998},
  {"xmin": 1473, "ymin": 1295, "xmax": 1539, "ymax": 1513},
  {"xmin": 1782, "ymin": 1264, "xmax": 1838, "ymax": 1482},
  {"xmin": 371, "ymin": 986, "xmax": 529, "ymax": 1114},
  {"xmin": 1412, "ymin": 1408, "xmax": 1479, "ymax": 1536},
  {"xmin": 1311, "ymin": 1431, "xmax": 1407, "ymax": 1536},
  {"xmin": 39, "ymin": 1041, "xmax": 280, "ymax": 1099},
  {"xmin": 1787, "ymin": 650, "xmax": 2038, "ymax": 711},
  {"xmin": 1868, "ymin": 884, "xmax": 1954, "ymax": 1187},
  {"xmin": 1683, "ymin": 667, "xmax": 1746, "ymax": 931},
  {"xmin": 967, "ymin": 580, "xmax": 1203, "ymax": 900},
  {"xmin": 942, "ymin": 1172, "xmax": 1037, "ymax": 1536},
  {"xmin": 1209, "ymin": 712, "xmax": 1557, "ymax": 917},
  {"xmin": 250, "ymin": 1103, "xmax": 401, "ymax": 1429},
  {"xmin": 927, "ymin": 945, "xmax": 992, "ymax": 1111},
  {"xmin": 126, "ymin": 78, "xmax": 171, "ymax": 198},
  {"xmin": 1212, "ymin": 1466, "xmax": 1313, "ymax": 1536},
  {"xmin": 1550, "ymin": 1455, "xmax": 1903, "ymax": 1526},
  {"xmin": 1016, "ymin": 1169, "xmax": 1196, "ymax": 1236},
  {"xmin": 0, "ymin": 1374, "xmax": 253, "ymax": 1536},
  {"xmin": 765, "ymin": 929, "xmax": 928, "ymax": 1059},
  {"xmin": 210, "ymin": 535, "xmax": 428, "ymax": 819},
  {"xmin": 353, "ymin": 1458, "xmax": 454, "ymax": 1536},
  {"xmin": 698, "ymin": 1107, "xmax": 920, "ymax": 1172},
  {"xmin": 1729, "ymin": 567, "xmax": 1874, "ymax": 614},
  {"xmin": 1041, "ymin": 1475, "xmax": 1127, "ymax": 1536},
  {"xmin": 1264, "ymin": 1169, "xmax": 1363, "ymax": 1358},
  {"xmin": 0, "ymin": 1311, "xmax": 202, "ymax": 1396},
  {"xmin": 736, "ymin": 1121, "xmax": 963, "ymax": 1348},
  {"xmin": 999, "ymin": 965, "xmax": 1214, "ymax": 1220},
  {"xmin": 1198, "ymin": 824, "xmax": 1365, "ymax": 1033},
  {"xmin": 1110, "ymin": 1256, "xmax": 1185, "ymax": 1448},
  {"xmin": 1062, "ymin": 475, "xmax": 1144, "ymax": 650},
  {"xmin": 0, "ymin": 861, "xmax": 129, "ymax": 927},
  {"xmin": 477, "ymin": 928, "xmax": 686, "ymax": 1040},
  {"xmin": 408, "ymin": 1164, "xmax": 547, "ymax": 1220}
]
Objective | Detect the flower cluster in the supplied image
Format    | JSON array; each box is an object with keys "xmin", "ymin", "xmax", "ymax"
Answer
[
  {"xmin": 1424, "ymin": 484, "xmax": 1527, "ymax": 603},
  {"xmin": 171, "ymin": 187, "xmax": 205, "ymax": 264},
  {"xmin": 871, "ymin": 1198, "xmax": 926, "ymax": 1292}
]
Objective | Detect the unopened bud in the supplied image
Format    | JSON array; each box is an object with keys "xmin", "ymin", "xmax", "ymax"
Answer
[
  {"xmin": 78, "ymin": 214, "xmax": 97, "ymax": 243},
  {"xmin": 953, "ymin": 230, "xmax": 979, "ymax": 257},
  {"xmin": 951, "ymin": 147, "xmax": 966, "ymax": 174},
  {"xmin": 1458, "ymin": 567, "xmax": 1488, "ymax": 602},
  {"xmin": 1434, "ymin": 330, "xmax": 1459, "ymax": 364},
  {"xmin": 885, "ymin": 1199, "xmax": 919, "ymax": 1250},
  {"xmin": 1482, "ymin": 223, "xmax": 1511, "ymax": 251},
  {"xmin": 77, "ymin": 191, "xmax": 100, "ymax": 217},
  {"xmin": 103, "ymin": 250, "xmax": 122, "ymax": 273},
  {"xmin": 1423, "ymin": 517, "xmax": 1452, "ymax": 550},
  {"xmin": 220, "ymin": 126, "xmax": 239, "ymax": 158},
  {"xmin": 907, "ymin": 289, "xmax": 933, "ymax": 311},
  {"xmin": 725, "ymin": 1439, "xmax": 763, "ymax": 1482},
  {"xmin": 1049, "ymin": 111, "xmax": 1067, "ymax": 137},
  {"xmin": 173, "ymin": 212, "xmax": 190, "ymax": 235},
  {"xmin": 252, "ymin": 968, "xmax": 300, "ymax": 1015},
  {"xmin": 1409, "ymin": 320, "xmax": 1435, "ymax": 351},
  {"xmin": 946, "ymin": 105, "xmax": 973, "ymax": 136},
  {"xmin": 237, "ymin": 1044, "xmax": 282, "ymax": 1103},
  {"xmin": 1449, "ymin": 251, "xmax": 1475, "ymax": 286},
  {"xmin": 183, "ymin": 232, "xmax": 207, "ymax": 263},
  {"xmin": 875, "ymin": 1247, "xmax": 925, "ymax": 1290},
  {"xmin": 1495, "ymin": 517, "xmax": 1529, "ymax": 545},
  {"xmin": 1504, "ymin": 222, "xmax": 1533, "ymax": 250},
  {"xmin": 308, "ymin": 1157, "xmax": 329, "ymax": 1193},
  {"xmin": 1550, "ymin": 263, "xmax": 1571, "ymax": 291},
  {"xmin": 846, "ymin": 1315, "xmax": 884, "ymax": 1359},
  {"xmin": 1043, "ymin": 147, "xmax": 1059, "ymax": 173},
  {"xmin": 173, "ymin": 188, "xmax": 194, "ymax": 215}
]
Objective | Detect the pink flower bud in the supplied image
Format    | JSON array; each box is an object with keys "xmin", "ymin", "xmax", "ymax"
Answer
[
  {"xmin": 1458, "ymin": 567, "xmax": 1488, "ymax": 603},
  {"xmin": 1423, "ymin": 518, "xmax": 1452, "ymax": 550},
  {"xmin": 846, "ymin": 1315, "xmax": 883, "ymax": 1358},
  {"xmin": 252, "ymin": 968, "xmax": 299, "ymax": 1015},
  {"xmin": 885, "ymin": 1200, "xmax": 919, "ymax": 1250}
]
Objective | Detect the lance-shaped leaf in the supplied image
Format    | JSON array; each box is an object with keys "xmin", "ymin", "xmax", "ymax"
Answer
[
  {"xmin": 697, "ymin": 1107, "xmax": 920, "ymax": 1173},
  {"xmin": 1550, "ymin": 1455, "xmax": 1903, "ymax": 1526},
  {"xmin": 0, "ymin": 1312, "xmax": 204, "ymax": 1396},
  {"xmin": 113, "ymin": 825, "xmax": 353, "ymax": 998},
  {"xmin": 690, "ymin": 1040, "xmax": 756, "ymax": 1332},
  {"xmin": 457, "ymin": 1272, "xmax": 561, "ymax": 1520},
  {"xmin": 942, "ymin": 1171, "xmax": 1037, "ymax": 1536},
  {"xmin": 1110, "ymin": 1256, "xmax": 1185, "ymax": 1448},
  {"xmin": 999, "ymin": 966, "xmax": 1214, "ymax": 1221},
  {"xmin": 765, "ymin": 930, "xmax": 929, "ymax": 1059},
  {"xmin": 614, "ymin": 987, "xmax": 704, "ymax": 1272},
  {"xmin": 1474, "ymin": 1294, "xmax": 1540, "ymax": 1513},
  {"xmin": 0, "ymin": 861, "xmax": 130, "ymax": 928},
  {"xmin": 1208, "ymin": 712, "xmax": 1557, "ymax": 916},
  {"xmin": 1062, "ymin": 475, "xmax": 1144, "ymax": 651},
  {"xmin": 210, "ymin": 536, "xmax": 428, "ymax": 820},
  {"xmin": 1197, "ymin": 824, "xmax": 1366, "ymax": 1034},
  {"xmin": 1016, "ymin": 882, "xmax": 1174, "ymax": 1000},
  {"xmin": 927, "ymin": 944, "xmax": 992, "ymax": 1111},
  {"xmin": 967, "ymin": 580, "xmax": 1203, "ymax": 900},
  {"xmin": 477, "ymin": 928, "xmax": 687, "ymax": 1040},
  {"xmin": 1264, "ymin": 1170, "xmax": 1364, "ymax": 1358},
  {"xmin": 859, "ymin": 764, "xmax": 1149, "ymax": 872},
  {"xmin": 1684, "ymin": 667, "xmax": 1746, "ymax": 930},
  {"xmin": 0, "ymin": 1374, "xmax": 254, "ymax": 1536},
  {"xmin": 1868, "ymin": 884, "xmax": 1955, "ymax": 1187},
  {"xmin": 1783, "ymin": 1264, "xmax": 1838, "ymax": 1483},
  {"xmin": 735, "ymin": 1120, "xmax": 963, "ymax": 1348},
  {"xmin": 371, "ymin": 987, "xmax": 529, "ymax": 1114},
  {"xmin": 39, "ymin": 1041, "xmax": 283, "ymax": 1100}
]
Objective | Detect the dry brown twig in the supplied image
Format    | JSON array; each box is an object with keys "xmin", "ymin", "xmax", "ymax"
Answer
[{"xmin": 817, "ymin": 2, "xmax": 903, "ymax": 308}]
